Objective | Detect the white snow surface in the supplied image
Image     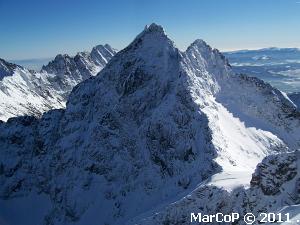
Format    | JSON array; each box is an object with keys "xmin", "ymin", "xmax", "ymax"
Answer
[
  {"xmin": 0, "ymin": 44, "xmax": 116, "ymax": 121},
  {"xmin": 204, "ymin": 171, "xmax": 253, "ymax": 192},
  {"xmin": 137, "ymin": 151, "xmax": 300, "ymax": 225},
  {"xmin": 0, "ymin": 24, "xmax": 300, "ymax": 225}
]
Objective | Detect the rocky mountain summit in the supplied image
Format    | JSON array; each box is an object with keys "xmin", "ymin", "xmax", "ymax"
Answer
[
  {"xmin": 0, "ymin": 44, "xmax": 116, "ymax": 121},
  {"xmin": 0, "ymin": 24, "xmax": 299, "ymax": 225}
]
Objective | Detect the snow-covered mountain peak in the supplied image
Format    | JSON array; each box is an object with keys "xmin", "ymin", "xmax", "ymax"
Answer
[
  {"xmin": 90, "ymin": 44, "xmax": 117, "ymax": 66},
  {"xmin": 75, "ymin": 51, "xmax": 89, "ymax": 58},
  {"xmin": 0, "ymin": 44, "xmax": 116, "ymax": 121},
  {"xmin": 67, "ymin": 24, "xmax": 182, "ymax": 112},
  {"xmin": 87, "ymin": 24, "xmax": 180, "ymax": 94},
  {"xmin": 189, "ymin": 39, "xmax": 210, "ymax": 50},
  {"xmin": 92, "ymin": 44, "xmax": 115, "ymax": 55},
  {"xmin": 144, "ymin": 23, "xmax": 165, "ymax": 34},
  {"xmin": 183, "ymin": 39, "xmax": 232, "ymax": 97},
  {"xmin": 104, "ymin": 43, "xmax": 116, "ymax": 52},
  {"xmin": 42, "ymin": 44, "xmax": 117, "ymax": 80},
  {"xmin": 141, "ymin": 23, "xmax": 168, "ymax": 41},
  {"xmin": 0, "ymin": 58, "xmax": 18, "ymax": 79},
  {"xmin": 129, "ymin": 23, "xmax": 173, "ymax": 51},
  {"xmin": 186, "ymin": 39, "xmax": 230, "ymax": 69},
  {"xmin": 1, "ymin": 25, "xmax": 300, "ymax": 225},
  {"xmin": 42, "ymin": 53, "xmax": 75, "ymax": 75},
  {"xmin": 53, "ymin": 53, "xmax": 72, "ymax": 62}
]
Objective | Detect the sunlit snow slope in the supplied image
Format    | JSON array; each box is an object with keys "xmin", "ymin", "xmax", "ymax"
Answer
[
  {"xmin": 0, "ymin": 44, "xmax": 116, "ymax": 121},
  {"xmin": 0, "ymin": 24, "xmax": 299, "ymax": 225}
]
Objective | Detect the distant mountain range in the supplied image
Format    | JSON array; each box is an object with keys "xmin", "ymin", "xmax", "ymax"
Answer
[
  {"xmin": 10, "ymin": 58, "xmax": 53, "ymax": 71},
  {"xmin": 0, "ymin": 44, "xmax": 116, "ymax": 121},
  {"xmin": 223, "ymin": 47, "xmax": 300, "ymax": 93},
  {"xmin": 1, "ymin": 24, "xmax": 299, "ymax": 225}
]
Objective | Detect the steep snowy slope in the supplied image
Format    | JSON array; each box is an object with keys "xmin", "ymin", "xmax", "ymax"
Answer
[
  {"xmin": 183, "ymin": 39, "xmax": 299, "ymax": 170},
  {"xmin": 0, "ymin": 24, "xmax": 299, "ymax": 225},
  {"xmin": 0, "ymin": 44, "xmax": 116, "ymax": 121},
  {"xmin": 137, "ymin": 151, "xmax": 300, "ymax": 225}
]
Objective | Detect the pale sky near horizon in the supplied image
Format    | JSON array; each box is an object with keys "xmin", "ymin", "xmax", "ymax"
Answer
[{"xmin": 1, "ymin": 0, "xmax": 300, "ymax": 60}]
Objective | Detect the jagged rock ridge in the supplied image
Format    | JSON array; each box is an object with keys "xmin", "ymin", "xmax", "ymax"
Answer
[
  {"xmin": 0, "ymin": 58, "xmax": 17, "ymax": 80},
  {"xmin": 0, "ymin": 24, "xmax": 299, "ymax": 225},
  {"xmin": 0, "ymin": 44, "xmax": 116, "ymax": 121}
]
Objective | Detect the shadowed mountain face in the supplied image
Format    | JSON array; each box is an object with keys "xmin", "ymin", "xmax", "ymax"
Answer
[
  {"xmin": 0, "ymin": 24, "xmax": 300, "ymax": 225},
  {"xmin": 0, "ymin": 44, "xmax": 116, "ymax": 121},
  {"xmin": 288, "ymin": 92, "xmax": 300, "ymax": 108},
  {"xmin": 42, "ymin": 44, "xmax": 116, "ymax": 80},
  {"xmin": 137, "ymin": 151, "xmax": 300, "ymax": 225},
  {"xmin": 0, "ymin": 58, "xmax": 17, "ymax": 80}
]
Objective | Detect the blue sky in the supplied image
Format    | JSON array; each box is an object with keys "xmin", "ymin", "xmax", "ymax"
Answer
[{"xmin": 1, "ymin": 0, "xmax": 300, "ymax": 60}]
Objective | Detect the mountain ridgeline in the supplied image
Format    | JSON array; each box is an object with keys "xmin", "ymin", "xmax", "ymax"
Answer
[
  {"xmin": 0, "ymin": 24, "xmax": 299, "ymax": 225},
  {"xmin": 0, "ymin": 44, "xmax": 116, "ymax": 121}
]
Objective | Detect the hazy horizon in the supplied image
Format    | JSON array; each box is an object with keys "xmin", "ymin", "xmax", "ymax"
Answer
[
  {"xmin": 8, "ymin": 45, "xmax": 300, "ymax": 71},
  {"xmin": 1, "ymin": 0, "xmax": 300, "ymax": 60},
  {"xmin": 7, "ymin": 45, "xmax": 300, "ymax": 62}
]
